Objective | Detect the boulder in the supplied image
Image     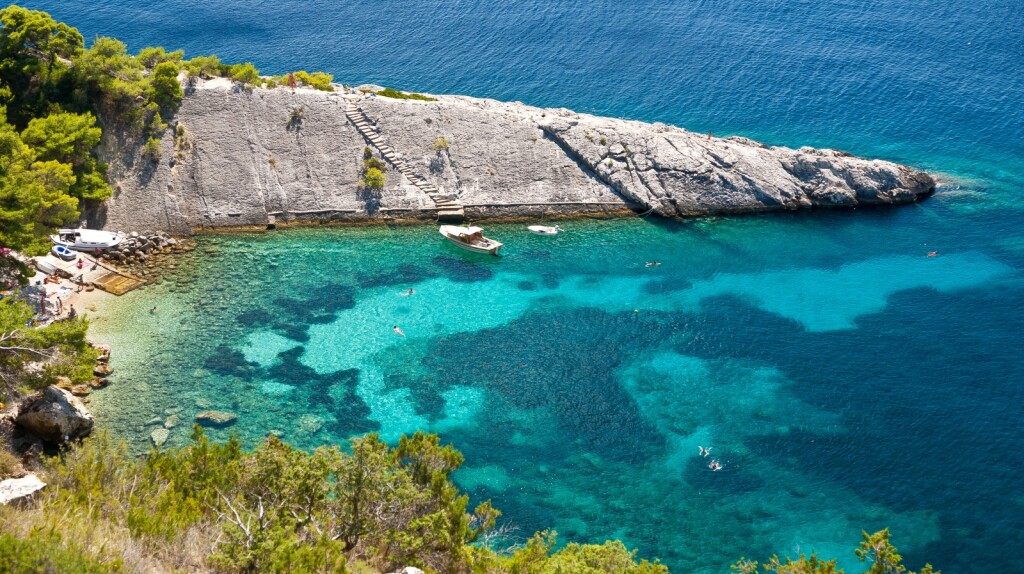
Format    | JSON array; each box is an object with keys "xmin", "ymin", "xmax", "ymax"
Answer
[
  {"xmin": 0, "ymin": 474, "xmax": 46, "ymax": 505},
  {"xmin": 70, "ymin": 385, "xmax": 91, "ymax": 397},
  {"xmin": 94, "ymin": 364, "xmax": 112, "ymax": 377},
  {"xmin": 16, "ymin": 386, "xmax": 94, "ymax": 443},
  {"xmin": 164, "ymin": 414, "xmax": 180, "ymax": 429},
  {"xmin": 195, "ymin": 410, "xmax": 237, "ymax": 428},
  {"xmin": 150, "ymin": 428, "xmax": 170, "ymax": 448}
]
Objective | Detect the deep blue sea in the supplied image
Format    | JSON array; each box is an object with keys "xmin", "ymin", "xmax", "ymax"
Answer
[{"xmin": 36, "ymin": 1, "xmax": 1024, "ymax": 572}]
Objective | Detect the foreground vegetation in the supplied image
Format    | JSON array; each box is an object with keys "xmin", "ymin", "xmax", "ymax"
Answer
[
  {"xmin": 0, "ymin": 429, "xmax": 669, "ymax": 574},
  {"xmin": 0, "ymin": 297, "xmax": 94, "ymax": 402},
  {"xmin": 0, "ymin": 427, "xmax": 939, "ymax": 574}
]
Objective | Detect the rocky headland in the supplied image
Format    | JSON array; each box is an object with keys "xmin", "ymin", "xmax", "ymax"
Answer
[{"xmin": 91, "ymin": 79, "xmax": 935, "ymax": 233}]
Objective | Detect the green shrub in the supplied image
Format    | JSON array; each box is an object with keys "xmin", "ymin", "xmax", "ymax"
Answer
[
  {"xmin": 432, "ymin": 136, "xmax": 449, "ymax": 152},
  {"xmin": 183, "ymin": 54, "xmax": 222, "ymax": 78},
  {"xmin": 599, "ymin": 136, "xmax": 607, "ymax": 145},
  {"xmin": 142, "ymin": 137, "xmax": 161, "ymax": 162},
  {"xmin": 136, "ymin": 46, "xmax": 183, "ymax": 69},
  {"xmin": 230, "ymin": 62, "xmax": 260, "ymax": 86},
  {"xmin": 0, "ymin": 532, "xmax": 123, "ymax": 573},
  {"xmin": 360, "ymin": 166, "xmax": 386, "ymax": 190},
  {"xmin": 363, "ymin": 157, "xmax": 386, "ymax": 172},
  {"xmin": 375, "ymin": 87, "xmax": 437, "ymax": 101}
]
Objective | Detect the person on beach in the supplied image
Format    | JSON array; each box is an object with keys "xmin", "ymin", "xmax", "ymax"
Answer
[
  {"xmin": 393, "ymin": 325, "xmax": 406, "ymax": 337},
  {"xmin": 68, "ymin": 305, "xmax": 77, "ymax": 320}
]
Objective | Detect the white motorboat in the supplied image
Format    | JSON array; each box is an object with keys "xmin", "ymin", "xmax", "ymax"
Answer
[
  {"xmin": 528, "ymin": 225, "xmax": 562, "ymax": 236},
  {"xmin": 439, "ymin": 225, "xmax": 503, "ymax": 255},
  {"xmin": 51, "ymin": 229, "xmax": 126, "ymax": 251}
]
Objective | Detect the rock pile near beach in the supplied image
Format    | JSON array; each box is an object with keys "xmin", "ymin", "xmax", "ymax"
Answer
[
  {"xmin": 99, "ymin": 231, "xmax": 195, "ymax": 279},
  {"xmin": 94, "ymin": 79, "xmax": 935, "ymax": 232}
]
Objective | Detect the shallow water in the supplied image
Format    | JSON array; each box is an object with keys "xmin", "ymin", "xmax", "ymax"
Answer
[
  {"xmin": 86, "ymin": 212, "xmax": 1022, "ymax": 573},
  {"xmin": 35, "ymin": 0, "xmax": 1024, "ymax": 571}
]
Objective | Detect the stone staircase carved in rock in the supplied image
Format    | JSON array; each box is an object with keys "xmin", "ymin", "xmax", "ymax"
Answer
[{"xmin": 344, "ymin": 102, "xmax": 465, "ymax": 223}]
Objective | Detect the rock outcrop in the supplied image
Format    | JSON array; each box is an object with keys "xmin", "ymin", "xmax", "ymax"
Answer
[
  {"xmin": 0, "ymin": 474, "xmax": 46, "ymax": 505},
  {"xmin": 195, "ymin": 410, "xmax": 237, "ymax": 428},
  {"xmin": 93, "ymin": 80, "xmax": 934, "ymax": 232},
  {"xmin": 15, "ymin": 386, "xmax": 94, "ymax": 443}
]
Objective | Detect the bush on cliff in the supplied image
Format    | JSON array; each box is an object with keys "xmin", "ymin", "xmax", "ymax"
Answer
[
  {"xmin": 360, "ymin": 166, "xmax": 385, "ymax": 190},
  {"xmin": 150, "ymin": 60, "xmax": 183, "ymax": 111},
  {"xmin": 229, "ymin": 62, "xmax": 260, "ymax": 87},
  {"xmin": 136, "ymin": 45, "xmax": 183, "ymax": 69},
  {"xmin": 376, "ymin": 87, "xmax": 437, "ymax": 101}
]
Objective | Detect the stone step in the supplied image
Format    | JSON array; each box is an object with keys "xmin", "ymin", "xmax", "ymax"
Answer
[{"xmin": 436, "ymin": 209, "xmax": 466, "ymax": 223}]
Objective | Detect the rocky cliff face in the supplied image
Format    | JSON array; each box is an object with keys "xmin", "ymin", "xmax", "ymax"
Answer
[{"xmin": 93, "ymin": 79, "xmax": 934, "ymax": 233}]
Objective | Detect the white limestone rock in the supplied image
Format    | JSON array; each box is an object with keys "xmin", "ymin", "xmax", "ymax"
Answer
[
  {"xmin": 95, "ymin": 79, "xmax": 934, "ymax": 232},
  {"xmin": 0, "ymin": 474, "xmax": 46, "ymax": 505},
  {"xmin": 16, "ymin": 386, "xmax": 94, "ymax": 443}
]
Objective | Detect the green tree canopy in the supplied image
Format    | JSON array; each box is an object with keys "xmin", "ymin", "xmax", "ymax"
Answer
[
  {"xmin": 136, "ymin": 45, "xmax": 183, "ymax": 69},
  {"xmin": 0, "ymin": 5, "xmax": 83, "ymax": 125},
  {"xmin": 0, "ymin": 119, "xmax": 80, "ymax": 252},
  {"xmin": 19, "ymin": 111, "xmax": 111, "ymax": 202},
  {"xmin": 149, "ymin": 60, "xmax": 182, "ymax": 111}
]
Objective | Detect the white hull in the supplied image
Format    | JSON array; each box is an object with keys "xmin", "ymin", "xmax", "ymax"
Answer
[
  {"xmin": 51, "ymin": 229, "xmax": 125, "ymax": 251},
  {"xmin": 528, "ymin": 225, "xmax": 561, "ymax": 235},
  {"xmin": 439, "ymin": 225, "xmax": 503, "ymax": 255}
]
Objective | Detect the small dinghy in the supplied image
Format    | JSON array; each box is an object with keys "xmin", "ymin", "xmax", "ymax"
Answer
[
  {"xmin": 439, "ymin": 225, "xmax": 503, "ymax": 255},
  {"xmin": 51, "ymin": 245, "xmax": 76, "ymax": 261},
  {"xmin": 528, "ymin": 225, "xmax": 562, "ymax": 236}
]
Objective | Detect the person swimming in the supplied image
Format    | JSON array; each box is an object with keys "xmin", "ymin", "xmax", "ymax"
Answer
[
  {"xmin": 699, "ymin": 446, "xmax": 712, "ymax": 458},
  {"xmin": 393, "ymin": 325, "xmax": 406, "ymax": 337},
  {"xmin": 645, "ymin": 261, "xmax": 662, "ymax": 267},
  {"xmin": 400, "ymin": 288, "xmax": 415, "ymax": 296},
  {"xmin": 709, "ymin": 460, "xmax": 722, "ymax": 471}
]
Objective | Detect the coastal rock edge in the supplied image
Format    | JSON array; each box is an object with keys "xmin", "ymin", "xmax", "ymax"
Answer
[{"xmin": 94, "ymin": 80, "xmax": 935, "ymax": 232}]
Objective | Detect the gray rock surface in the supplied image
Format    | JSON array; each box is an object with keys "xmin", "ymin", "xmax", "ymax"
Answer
[
  {"xmin": 195, "ymin": 410, "xmax": 238, "ymax": 428},
  {"xmin": 93, "ymin": 80, "xmax": 934, "ymax": 232},
  {"xmin": 15, "ymin": 386, "xmax": 94, "ymax": 443},
  {"xmin": 0, "ymin": 474, "xmax": 46, "ymax": 505},
  {"xmin": 150, "ymin": 427, "xmax": 169, "ymax": 448}
]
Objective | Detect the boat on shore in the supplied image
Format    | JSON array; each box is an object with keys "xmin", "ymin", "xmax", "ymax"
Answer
[
  {"xmin": 439, "ymin": 225, "xmax": 503, "ymax": 255},
  {"xmin": 528, "ymin": 225, "xmax": 562, "ymax": 235},
  {"xmin": 51, "ymin": 229, "xmax": 126, "ymax": 251},
  {"xmin": 51, "ymin": 245, "xmax": 76, "ymax": 261}
]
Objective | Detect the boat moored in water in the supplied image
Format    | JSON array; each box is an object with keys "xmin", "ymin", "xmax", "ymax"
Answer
[
  {"xmin": 50, "ymin": 229, "xmax": 126, "ymax": 251},
  {"xmin": 528, "ymin": 225, "xmax": 562, "ymax": 235},
  {"xmin": 439, "ymin": 225, "xmax": 503, "ymax": 255}
]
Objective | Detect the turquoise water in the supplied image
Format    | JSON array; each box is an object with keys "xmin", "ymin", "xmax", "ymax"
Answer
[
  {"xmin": 86, "ymin": 213, "xmax": 1021, "ymax": 573},
  {"xmin": 35, "ymin": 0, "xmax": 1024, "ymax": 571}
]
